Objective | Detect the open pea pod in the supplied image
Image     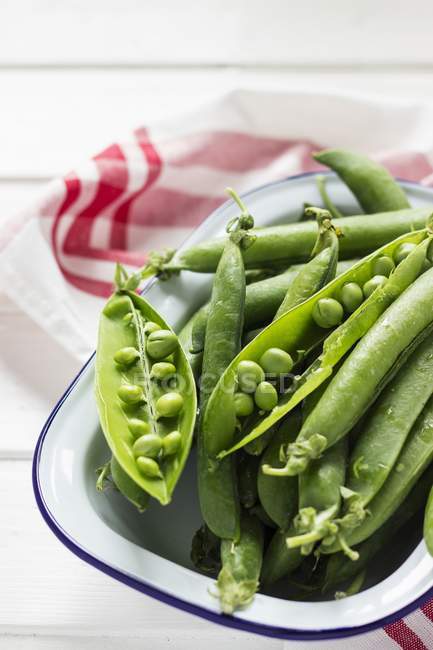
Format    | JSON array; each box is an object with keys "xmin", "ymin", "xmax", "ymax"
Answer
[
  {"xmin": 95, "ymin": 279, "xmax": 197, "ymax": 505},
  {"xmin": 210, "ymin": 227, "xmax": 431, "ymax": 459}
]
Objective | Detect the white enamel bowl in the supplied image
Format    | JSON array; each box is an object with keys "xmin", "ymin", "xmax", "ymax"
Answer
[{"xmin": 33, "ymin": 173, "xmax": 433, "ymax": 641}]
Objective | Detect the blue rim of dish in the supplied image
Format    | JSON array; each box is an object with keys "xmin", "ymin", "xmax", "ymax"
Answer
[{"xmin": 32, "ymin": 171, "xmax": 433, "ymax": 641}]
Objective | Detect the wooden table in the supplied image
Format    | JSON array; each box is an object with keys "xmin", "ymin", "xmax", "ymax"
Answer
[{"xmin": 2, "ymin": 2, "xmax": 433, "ymax": 647}]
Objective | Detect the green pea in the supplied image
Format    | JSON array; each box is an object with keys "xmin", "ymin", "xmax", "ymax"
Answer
[
  {"xmin": 237, "ymin": 360, "xmax": 265, "ymax": 393},
  {"xmin": 144, "ymin": 321, "xmax": 161, "ymax": 334},
  {"xmin": 123, "ymin": 312, "xmax": 134, "ymax": 325},
  {"xmin": 363, "ymin": 275, "xmax": 388, "ymax": 299},
  {"xmin": 312, "ymin": 298, "xmax": 344, "ymax": 328},
  {"xmin": 234, "ymin": 392, "xmax": 255, "ymax": 417},
  {"xmin": 254, "ymin": 381, "xmax": 278, "ymax": 411},
  {"xmin": 147, "ymin": 330, "xmax": 178, "ymax": 360},
  {"xmin": 118, "ymin": 384, "xmax": 144, "ymax": 404},
  {"xmin": 150, "ymin": 362, "xmax": 177, "ymax": 380},
  {"xmin": 113, "ymin": 346, "xmax": 140, "ymax": 367},
  {"xmin": 133, "ymin": 433, "xmax": 162, "ymax": 458},
  {"xmin": 162, "ymin": 431, "xmax": 182, "ymax": 456},
  {"xmin": 128, "ymin": 418, "xmax": 150, "ymax": 437},
  {"xmin": 259, "ymin": 348, "xmax": 294, "ymax": 375},
  {"xmin": 372, "ymin": 255, "xmax": 395, "ymax": 277},
  {"xmin": 338, "ymin": 282, "xmax": 364, "ymax": 314},
  {"xmin": 136, "ymin": 456, "xmax": 162, "ymax": 478},
  {"xmin": 103, "ymin": 294, "xmax": 131, "ymax": 318},
  {"xmin": 393, "ymin": 242, "xmax": 417, "ymax": 265},
  {"xmin": 156, "ymin": 392, "xmax": 184, "ymax": 417}
]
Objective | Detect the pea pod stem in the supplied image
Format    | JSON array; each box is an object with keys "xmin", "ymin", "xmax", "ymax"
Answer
[
  {"xmin": 316, "ymin": 175, "xmax": 344, "ymax": 220},
  {"xmin": 286, "ymin": 504, "xmax": 338, "ymax": 553}
]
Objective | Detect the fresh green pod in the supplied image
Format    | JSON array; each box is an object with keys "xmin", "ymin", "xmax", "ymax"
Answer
[
  {"xmin": 424, "ymin": 486, "xmax": 433, "ymax": 557},
  {"xmin": 285, "ymin": 439, "xmax": 348, "ymax": 557},
  {"xmin": 343, "ymin": 335, "xmax": 433, "ymax": 524},
  {"xmin": 141, "ymin": 207, "xmax": 430, "ymax": 276},
  {"xmin": 313, "ymin": 149, "xmax": 410, "ymax": 213},
  {"xmin": 109, "ymin": 456, "xmax": 150, "ymax": 512},
  {"xmin": 198, "ymin": 190, "xmax": 255, "ymax": 540},
  {"xmin": 325, "ymin": 462, "xmax": 433, "ymax": 591},
  {"xmin": 323, "ymin": 393, "xmax": 433, "ymax": 553},
  {"xmin": 277, "ymin": 243, "xmax": 433, "ymax": 477},
  {"xmin": 261, "ymin": 525, "xmax": 303, "ymax": 585},
  {"xmin": 257, "ymin": 412, "xmax": 300, "ymax": 528},
  {"xmin": 95, "ymin": 274, "xmax": 196, "ymax": 505},
  {"xmin": 273, "ymin": 207, "xmax": 340, "ymax": 320},
  {"xmin": 238, "ymin": 454, "xmax": 260, "ymax": 509},
  {"xmin": 215, "ymin": 513, "xmax": 264, "ymax": 613},
  {"xmin": 211, "ymin": 228, "xmax": 431, "ymax": 460},
  {"xmin": 180, "ymin": 259, "xmax": 358, "ymax": 366}
]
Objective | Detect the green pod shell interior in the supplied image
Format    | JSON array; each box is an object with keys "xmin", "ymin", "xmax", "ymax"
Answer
[
  {"xmin": 95, "ymin": 289, "xmax": 197, "ymax": 505},
  {"xmin": 208, "ymin": 228, "xmax": 430, "ymax": 458}
]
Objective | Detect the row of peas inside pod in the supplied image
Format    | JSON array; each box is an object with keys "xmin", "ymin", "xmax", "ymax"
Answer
[
  {"xmin": 95, "ymin": 264, "xmax": 197, "ymax": 505},
  {"xmin": 312, "ymin": 243, "xmax": 421, "ymax": 328},
  {"xmin": 114, "ymin": 322, "xmax": 183, "ymax": 478},
  {"xmin": 233, "ymin": 242, "xmax": 423, "ymax": 428}
]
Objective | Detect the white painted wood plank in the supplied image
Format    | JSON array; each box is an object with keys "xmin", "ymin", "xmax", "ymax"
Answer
[
  {"xmin": 1, "ymin": 69, "xmax": 433, "ymax": 179},
  {"xmin": 0, "ymin": 637, "xmax": 281, "ymax": 650},
  {"xmin": 0, "ymin": 292, "xmax": 80, "ymax": 458},
  {"xmin": 0, "ymin": 460, "xmax": 281, "ymax": 647},
  {"xmin": 1, "ymin": 0, "xmax": 433, "ymax": 66}
]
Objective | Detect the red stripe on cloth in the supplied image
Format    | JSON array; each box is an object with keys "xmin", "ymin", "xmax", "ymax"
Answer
[
  {"xmin": 421, "ymin": 599, "xmax": 433, "ymax": 621},
  {"xmin": 160, "ymin": 130, "xmax": 319, "ymax": 173},
  {"xmin": 50, "ymin": 173, "xmax": 113, "ymax": 297},
  {"xmin": 129, "ymin": 187, "xmax": 222, "ymax": 229},
  {"xmin": 63, "ymin": 144, "xmax": 128, "ymax": 255},
  {"xmin": 109, "ymin": 128, "xmax": 163, "ymax": 250},
  {"xmin": 385, "ymin": 619, "xmax": 427, "ymax": 649}
]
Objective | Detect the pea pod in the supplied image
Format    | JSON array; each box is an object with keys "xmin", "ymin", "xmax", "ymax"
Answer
[
  {"xmin": 261, "ymin": 525, "xmax": 303, "ymax": 585},
  {"xmin": 185, "ymin": 259, "xmax": 356, "ymax": 363},
  {"xmin": 141, "ymin": 207, "xmax": 431, "ymax": 276},
  {"xmin": 325, "ymin": 462, "xmax": 433, "ymax": 591},
  {"xmin": 313, "ymin": 149, "xmax": 410, "ymax": 213},
  {"xmin": 323, "ymin": 393, "xmax": 433, "ymax": 554},
  {"xmin": 198, "ymin": 190, "xmax": 254, "ymax": 539},
  {"xmin": 96, "ymin": 457, "xmax": 150, "ymax": 512},
  {"xmin": 273, "ymin": 207, "xmax": 339, "ymax": 320},
  {"xmin": 257, "ymin": 412, "xmax": 300, "ymax": 529},
  {"xmin": 95, "ymin": 267, "xmax": 196, "ymax": 505},
  {"xmin": 340, "ymin": 335, "xmax": 433, "ymax": 530},
  {"xmin": 285, "ymin": 439, "xmax": 348, "ymax": 557},
  {"xmin": 276, "ymin": 239, "xmax": 433, "ymax": 476},
  {"xmin": 211, "ymin": 227, "xmax": 431, "ymax": 460},
  {"xmin": 215, "ymin": 512, "xmax": 264, "ymax": 613}
]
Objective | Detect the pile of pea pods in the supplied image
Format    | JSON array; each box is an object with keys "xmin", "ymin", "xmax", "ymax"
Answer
[{"xmin": 95, "ymin": 149, "xmax": 433, "ymax": 614}]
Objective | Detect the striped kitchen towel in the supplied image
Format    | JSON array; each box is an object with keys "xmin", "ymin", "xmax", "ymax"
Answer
[{"xmin": 1, "ymin": 88, "xmax": 433, "ymax": 646}]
